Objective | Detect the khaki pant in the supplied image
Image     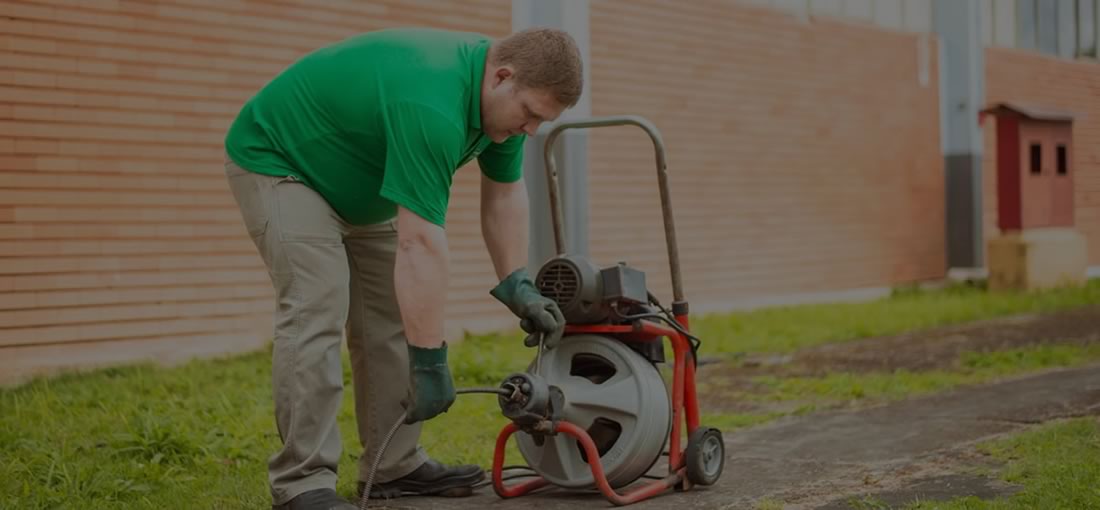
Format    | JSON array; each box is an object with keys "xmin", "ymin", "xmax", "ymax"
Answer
[{"xmin": 224, "ymin": 156, "xmax": 427, "ymax": 505}]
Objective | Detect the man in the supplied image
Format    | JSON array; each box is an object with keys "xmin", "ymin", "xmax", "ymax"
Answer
[{"xmin": 223, "ymin": 26, "xmax": 582, "ymax": 510}]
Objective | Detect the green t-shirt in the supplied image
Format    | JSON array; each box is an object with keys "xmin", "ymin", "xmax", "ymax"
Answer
[{"xmin": 224, "ymin": 28, "xmax": 525, "ymax": 227}]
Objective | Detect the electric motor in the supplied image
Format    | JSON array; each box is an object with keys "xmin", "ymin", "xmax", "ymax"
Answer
[{"xmin": 535, "ymin": 255, "xmax": 649, "ymax": 325}]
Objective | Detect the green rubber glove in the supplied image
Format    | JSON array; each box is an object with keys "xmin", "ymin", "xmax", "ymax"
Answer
[
  {"xmin": 403, "ymin": 343, "xmax": 456, "ymax": 424},
  {"xmin": 490, "ymin": 268, "xmax": 566, "ymax": 349}
]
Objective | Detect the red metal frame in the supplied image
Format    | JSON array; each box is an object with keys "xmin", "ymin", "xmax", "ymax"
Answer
[
  {"xmin": 490, "ymin": 316, "xmax": 701, "ymax": 506},
  {"xmin": 496, "ymin": 116, "xmax": 701, "ymax": 505}
]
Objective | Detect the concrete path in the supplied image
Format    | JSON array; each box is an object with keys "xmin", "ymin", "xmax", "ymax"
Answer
[{"xmin": 366, "ymin": 364, "xmax": 1100, "ymax": 510}]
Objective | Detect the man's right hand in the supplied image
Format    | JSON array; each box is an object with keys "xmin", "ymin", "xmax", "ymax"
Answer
[{"xmin": 403, "ymin": 343, "xmax": 456, "ymax": 424}]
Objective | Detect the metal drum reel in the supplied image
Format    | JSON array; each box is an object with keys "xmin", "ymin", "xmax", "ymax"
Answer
[{"xmin": 514, "ymin": 334, "xmax": 672, "ymax": 489}]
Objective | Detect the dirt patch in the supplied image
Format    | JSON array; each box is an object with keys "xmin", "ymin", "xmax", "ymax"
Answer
[
  {"xmin": 796, "ymin": 450, "xmax": 1023, "ymax": 510},
  {"xmin": 696, "ymin": 306, "xmax": 1100, "ymax": 414},
  {"xmin": 788, "ymin": 305, "xmax": 1100, "ymax": 375},
  {"xmin": 812, "ymin": 473, "xmax": 1021, "ymax": 510}
]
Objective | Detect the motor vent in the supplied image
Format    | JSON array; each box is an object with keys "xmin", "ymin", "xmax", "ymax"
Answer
[
  {"xmin": 538, "ymin": 259, "xmax": 581, "ymax": 310},
  {"xmin": 535, "ymin": 255, "xmax": 607, "ymax": 324}
]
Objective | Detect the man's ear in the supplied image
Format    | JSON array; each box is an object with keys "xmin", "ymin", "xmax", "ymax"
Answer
[{"xmin": 492, "ymin": 65, "xmax": 515, "ymax": 87}]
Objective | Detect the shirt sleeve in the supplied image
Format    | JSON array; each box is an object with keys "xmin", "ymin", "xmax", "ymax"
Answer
[
  {"xmin": 476, "ymin": 134, "xmax": 526, "ymax": 183},
  {"xmin": 379, "ymin": 102, "xmax": 464, "ymax": 227}
]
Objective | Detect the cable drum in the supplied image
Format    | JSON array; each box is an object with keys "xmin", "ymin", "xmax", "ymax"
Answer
[{"xmin": 516, "ymin": 334, "xmax": 671, "ymax": 489}]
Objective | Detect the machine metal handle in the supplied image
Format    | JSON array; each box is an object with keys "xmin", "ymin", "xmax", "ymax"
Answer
[{"xmin": 541, "ymin": 115, "xmax": 684, "ymax": 303}]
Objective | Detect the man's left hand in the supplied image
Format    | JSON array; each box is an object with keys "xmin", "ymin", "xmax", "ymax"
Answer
[{"xmin": 490, "ymin": 268, "xmax": 566, "ymax": 349}]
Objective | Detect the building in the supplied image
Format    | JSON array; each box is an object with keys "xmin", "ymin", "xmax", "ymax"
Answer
[{"xmin": 2, "ymin": 0, "xmax": 1097, "ymax": 384}]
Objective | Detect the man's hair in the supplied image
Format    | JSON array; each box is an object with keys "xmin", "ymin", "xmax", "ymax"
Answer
[{"xmin": 490, "ymin": 27, "xmax": 584, "ymax": 108}]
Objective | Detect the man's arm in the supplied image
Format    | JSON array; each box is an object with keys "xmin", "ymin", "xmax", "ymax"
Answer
[
  {"xmin": 375, "ymin": 101, "xmax": 466, "ymax": 424},
  {"xmin": 377, "ymin": 101, "xmax": 462, "ymax": 350},
  {"xmin": 394, "ymin": 205, "xmax": 450, "ymax": 348},
  {"xmin": 482, "ymin": 172, "xmax": 567, "ymax": 349},
  {"xmin": 481, "ymin": 173, "xmax": 529, "ymax": 281},
  {"xmin": 478, "ymin": 136, "xmax": 564, "ymax": 349}
]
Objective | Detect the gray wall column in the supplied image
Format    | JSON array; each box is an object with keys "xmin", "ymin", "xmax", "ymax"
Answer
[
  {"xmin": 935, "ymin": 0, "xmax": 985, "ymax": 269},
  {"xmin": 512, "ymin": 0, "xmax": 592, "ymax": 271}
]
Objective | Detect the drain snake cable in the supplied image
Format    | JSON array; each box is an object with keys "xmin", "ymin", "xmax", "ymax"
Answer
[{"xmin": 357, "ymin": 386, "xmax": 539, "ymax": 509}]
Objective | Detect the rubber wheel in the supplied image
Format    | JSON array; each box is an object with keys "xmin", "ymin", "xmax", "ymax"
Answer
[{"xmin": 685, "ymin": 427, "xmax": 724, "ymax": 486}]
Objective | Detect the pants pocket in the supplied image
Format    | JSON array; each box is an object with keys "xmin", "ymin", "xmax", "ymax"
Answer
[
  {"xmin": 225, "ymin": 160, "xmax": 270, "ymax": 239},
  {"xmin": 272, "ymin": 175, "xmax": 347, "ymax": 245}
]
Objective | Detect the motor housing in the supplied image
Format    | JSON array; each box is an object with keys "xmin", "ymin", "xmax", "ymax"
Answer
[{"xmin": 535, "ymin": 255, "xmax": 649, "ymax": 325}]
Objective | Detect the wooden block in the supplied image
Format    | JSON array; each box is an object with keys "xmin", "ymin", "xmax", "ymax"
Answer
[{"xmin": 988, "ymin": 228, "xmax": 1088, "ymax": 291}]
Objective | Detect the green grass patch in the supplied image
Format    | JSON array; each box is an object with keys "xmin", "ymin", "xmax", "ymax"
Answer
[
  {"xmin": 692, "ymin": 280, "xmax": 1100, "ymax": 356},
  {"xmin": 0, "ymin": 339, "xmax": 533, "ymax": 510},
  {"xmin": 752, "ymin": 497, "xmax": 787, "ymax": 510},
  {"xmin": 2, "ymin": 281, "xmax": 1098, "ymax": 509},
  {"xmin": 907, "ymin": 418, "xmax": 1100, "ymax": 509},
  {"xmin": 1, "ymin": 355, "xmax": 280, "ymax": 509},
  {"xmin": 746, "ymin": 343, "xmax": 1100, "ymax": 405},
  {"xmin": 699, "ymin": 411, "xmax": 791, "ymax": 432}
]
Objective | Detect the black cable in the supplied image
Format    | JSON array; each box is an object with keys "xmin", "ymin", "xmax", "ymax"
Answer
[
  {"xmin": 646, "ymin": 291, "xmax": 670, "ymax": 314},
  {"xmin": 645, "ymin": 291, "xmax": 702, "ymax": 356},
  {"xmin": 614, "ymin": 308, "xmax": 703, "ymax": 367},
  {"xmin": 455, "ymin": 387, "xmax": 511, "ymax": 396},
  {"xmin": 474, "ymin": 468, "xmax": 542, "ymax": 486},
  {"xmin": 613, "ymin": 297, "xmax": 700, "ymax": 346}
]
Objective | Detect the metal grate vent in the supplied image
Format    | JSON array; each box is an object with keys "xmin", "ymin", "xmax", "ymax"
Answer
[{"xmin": 537, "ymin": 259, "xmax": 580, "ymax": 309}]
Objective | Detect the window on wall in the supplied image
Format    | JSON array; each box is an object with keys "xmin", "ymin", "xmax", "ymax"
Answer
[
  {"xmin": 1030, "ymin": 143, "xmax": 1042, "ymax": 175},
  {"xmin": 1016, "ymin": 0, "xmax": 1037, "ymax": 49},
  {"xmin": 1080, "ymin": 0, "xmax": 1097, "ymax": 57},
  {"xmin": 1013, "ymin": 0, "xmax": 1098, "ymax": 59},
  {"xmin": 1057, "ymin": 144, "xmax": 1068, "ymax": 175}
]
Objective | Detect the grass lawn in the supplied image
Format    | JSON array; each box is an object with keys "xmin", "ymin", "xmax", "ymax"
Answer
[
  {"xmin": 905, "ymin": 417, "xmax": 1100, "ymax": 509},
  {"xmin": 2, "ymin": 280, "xmax": 1098, "ymax": 509}
]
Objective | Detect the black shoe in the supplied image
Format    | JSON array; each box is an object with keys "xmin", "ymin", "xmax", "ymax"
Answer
[
  {"xmin": 272, "ymin": 488, "xmax": 357, "ymax": 510},
  {"xmin": 358, "ymin": 459, "xmax": 486, "ymax": 499}
]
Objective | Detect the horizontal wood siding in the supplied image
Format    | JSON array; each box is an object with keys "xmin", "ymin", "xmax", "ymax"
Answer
[{"xmin": 0, "ymin": 0, "xmax": 513, "ymax": 383}]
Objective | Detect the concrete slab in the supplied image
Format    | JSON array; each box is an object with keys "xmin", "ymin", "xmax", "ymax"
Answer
[{"xmin": 812, "ymin": 474, "xmax": 1022, "ymax": 510}]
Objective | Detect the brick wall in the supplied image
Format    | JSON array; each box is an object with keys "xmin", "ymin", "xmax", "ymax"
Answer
[
  {"xmin": 0, "ymin": 0, "xmax": 512, "ymax": 383},
  {"xmin": 983, "ymin": 46, "xmax": 1100, "ymax": 264},
  {"xmin": 8, "ymin": 0, "xmax": 1092, "ymax": 384},
  {"xmin": 587, "ymin": 1, "xmax": 945, "ymax": 312}
]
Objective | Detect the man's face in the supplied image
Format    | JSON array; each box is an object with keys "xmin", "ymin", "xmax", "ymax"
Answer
[{"xmin": 481, "ymin": 65, "xmax": 566, "ymax": 143}]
